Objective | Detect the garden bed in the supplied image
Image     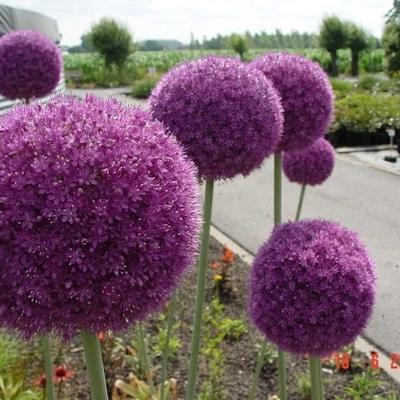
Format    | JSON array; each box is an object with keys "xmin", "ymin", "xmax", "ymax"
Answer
[{"xmin": 11, "ymin": 237, "xmax": 397, "ymax": 400}]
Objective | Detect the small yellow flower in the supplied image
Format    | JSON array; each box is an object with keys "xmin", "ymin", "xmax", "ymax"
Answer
[{"xmin": 213, "ymin": 274, "xmax": 223, "ymax": 282}]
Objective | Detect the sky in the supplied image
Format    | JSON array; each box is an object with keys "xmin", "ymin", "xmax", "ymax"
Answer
[{"xmin": 5, "ymin": 0, "xmax": 394, "ymax": 46}]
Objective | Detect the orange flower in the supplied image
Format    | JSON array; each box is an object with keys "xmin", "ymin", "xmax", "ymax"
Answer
[
  {"xmin": 35, "ymin": 374, "xmax": 46, "ymax": 388},
  {"xmin": 54, "ymin": 365, "xmax": 75, "ymax": 383},
  {"xmin": 222, "ymin": 246, "xmax": 235, "ymax": 264},
  {"xmin": 210, "ymin": 261, "xmax": 221, "ymax": 270}
]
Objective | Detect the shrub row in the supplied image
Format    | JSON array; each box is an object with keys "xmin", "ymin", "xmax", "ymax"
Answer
[{"xmin": 329, "ymin": 93, "xmax": 400, "ymax": 147}]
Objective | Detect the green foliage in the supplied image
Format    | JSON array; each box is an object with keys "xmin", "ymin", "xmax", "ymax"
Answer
[
  {"xmin": 383, "ymin": 22, "xmax": 400, "ymax": 74},
  {"xmin": 131, "ymin": 75, "xmax": 160, "ymax": 99},
  {"xmin": 344, "ymin": 370, "xmax": 380, "ymax": 399},
  {"xmin": 346, "ymin": 23, "xmax": 369, "ymax": 52},
  {"xmin": 153, "ymin": 312, "xmax": 182, "ymax": 360},
  {"xmin": 255, "ymin": 342, "xmax": 278, "ymax": 366},
  {"xmin": 0, "ymin": 333, "xmax": 40, "ymax": 400},
  {"xmin": 89, "ymin": 18, "xmax": 134, "ymax": 68},
  {"xmin": 320, "ymin": 16, "xmax": 348, "ymax": 53},
  {"xmin": 230, "ymin": 34, "xmax": 249, "ymax": 60},
  {"xmin": 320, "ymin": 16, "xmax": 348, "ymax": 75},
  {"xmin": 386, "ymin": 0, "xmax": 400, "ymax": 23},
  {"xmin": 198, "ymin": 298, "xmax": 247, "ymax": 400},
  {"xmin": 296, "ymin": 373, "xmax": 312, "ymax": 400},
  {"xmin": 330, "ymin": 78, "xmax": 354, "ymax": 99},
  {"xmin": 0, "ymin": 375, "xmax": 41, "ymax": 400},
  {"xmin": 332, "ymin": 93, "xmax": 400, "ymax": 134}
]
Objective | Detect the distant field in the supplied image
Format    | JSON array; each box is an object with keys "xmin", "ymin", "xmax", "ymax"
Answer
[{"xmin": 64, "ymin": 48, "xmax": 385, "ymax": 80}]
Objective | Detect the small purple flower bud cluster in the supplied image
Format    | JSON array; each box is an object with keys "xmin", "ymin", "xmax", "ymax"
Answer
[
  {"xmin": 249, "ymin": 219, "xmax": 376, "ymax": 356},
  {"xmin": 283, "ymin": 138, "xmax": 335, "ymax": 186},
  {"xmin": 0, "ymin": 95, "xmax": 200, "ymax": 338},
  {"xmin": 0, "ymin": 30, "xmax": 62, "ymax": 100}
]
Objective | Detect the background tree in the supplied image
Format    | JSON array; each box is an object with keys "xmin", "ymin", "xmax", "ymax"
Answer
[
  {"xmin": 346, "ymin": 23, "xmax": 369, "ymax": 76},
  {"xmin": 89, "ymin": 18, "xmax": 133, "ymax": 68},
  {"xmin": 387, "ymin": 0, "xmax": 400, "ymax": 23},
  {"xmin": 319, "ymin": 16, "xmax": 348, "ymax": 76},
  {"xmin": 230, "ymin": 34, "xmax": 249, "ymax": 60},
  {"xmin": 383, "ymin": 21, "xmax": 400, "ymax": 74}
]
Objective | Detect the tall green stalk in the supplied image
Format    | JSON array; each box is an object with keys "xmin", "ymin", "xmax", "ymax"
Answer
[
  {"xmin": 295, "ymin": 184, "xmax": 306, "ymax": 221},
  {"xmin": 42, "ymin": 335, "xmax": 54, "ymax": 400},
  {"xmin": 185, "ymin": 179, "xmax": 214, "ymax": 400},
  {"xmin": 274, "ymin": 153, "xmax": 287, "ymax": 400},
  {"xmin": 247, "ymin": 343, "xmax": 267, "ymax": 400},
  {"xmin": 309, "ymin": 357, "xmax": 324, "ymax": 400},
  {"xmin": 137, "ymin": 323, "xmax": 154, "ymax": 391},
  {"xmin": 295, "ymin": 186, "xmax": 324, "ymax": 400},
  {"xmin": 82, "ymin": 331, "xmax": 108, "ymax": 400},
  {"xmin": 159, "ymin": 295, "xmax": 177, "ymax": 400},
  {"xmin": 247, "ymin": 155, "xmax": 287, "ymax": 400}
]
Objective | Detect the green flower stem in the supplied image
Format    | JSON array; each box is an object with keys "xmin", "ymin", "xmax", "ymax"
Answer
[
  {"xmin": 42, "ymin": 334, "xmax": 54, "ymax": 400},
  {"xmin": 275, "ymin": 153, "xmax": 287, "ymax": 400},
  {"xmin": 309, "ymin": 357, "xmax": 324, "ymax": 400},
  {"xmin": 247, "ymin": 343, "xmax": 267, "ymax": 400},
  {"xmin": 185, "ymin": 179, "xmax": 214, "ymax": 400},
  {"xmin": 138, "ymin": 323, "xmax": 154, "ymax": 391},
  {"xmin": 82, "ymin": 331, "xmax": 108, "ymax": 400},
  {"xmin": 159, "ymin": 295, "xmax": 177, "ymax": 400},
  {"xmin": 295, "ymin": 184, "xmax": 307, "ymax": 221}
]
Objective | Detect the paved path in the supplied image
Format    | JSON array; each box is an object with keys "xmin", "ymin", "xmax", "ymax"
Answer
[{"xmin": 212, "ymin": 155, "xmax": 400, "ymax": 355}]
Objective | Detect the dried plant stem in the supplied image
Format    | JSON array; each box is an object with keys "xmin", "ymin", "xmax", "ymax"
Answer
[
  {"xmin": 82, "ymin": 331, "xmax": 108, "ymax": 400},
  {"xmin": 185, "ymin": 179, "xmax": 214, "ymax": 400},
  {"xmin": 42, "ymin": 334, "xmax": 55, "ymax": 400},
  {"xmin": 295, "ymin": 184, "xmax": 307, "ymax": 221}
]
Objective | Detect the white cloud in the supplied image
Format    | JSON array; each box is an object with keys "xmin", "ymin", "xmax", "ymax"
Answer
[{"xmin": 5, "ymin": 0, "xmax": 393, "ymax": 45}]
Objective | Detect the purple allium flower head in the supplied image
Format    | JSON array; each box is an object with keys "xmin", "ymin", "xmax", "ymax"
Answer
[
  {"xmin": 0, "ymin": 95, "xmax": 200, "ymax": 339},
  {"xmin": 249, "ymin": 219, "xmax": 376, "ymax": 356},
  {"xmin": 149, "ymin": 56, "xmax": 283, "ymax": 180},
  {"xmin": 250, "ymin": 52, "xmax": 334, "ymax": 152},
  {"xmin": 282, "ymin": 138, "xmax": 335, "ymax": 186},
  {"xmin": 0, "ymin": 30, "xmax": 62, "ymax": 100}
]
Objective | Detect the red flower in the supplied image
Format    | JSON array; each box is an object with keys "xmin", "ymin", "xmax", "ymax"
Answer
[
  {"xmin": 54, "ymin": 365, "xmax": 75, "ymax": 383},
  {"xmin": 35, "ymin": 374, "xmax": 46, "ymax": 388},
  {"xmin": 97, "ymin": 332, "xmax": 107, "ymax": 342},
  {"xmin": 222, "ymin": 246, "xmax": 235, "ymax": 264}
]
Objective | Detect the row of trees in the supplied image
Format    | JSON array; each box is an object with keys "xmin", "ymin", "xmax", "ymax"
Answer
[{"xmin": 191, "ymin": 30, "xmax": 320, "ymax": 50}]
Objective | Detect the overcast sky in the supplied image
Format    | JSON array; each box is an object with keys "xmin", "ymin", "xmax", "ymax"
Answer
[{"xmin": 6, "ymin": 0, "xmax": 394, "ymax": 45}]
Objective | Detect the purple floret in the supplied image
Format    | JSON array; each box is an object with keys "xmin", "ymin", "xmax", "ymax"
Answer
[
  {"xmin": 0, "ymin": 95, "xmax": 200, "ymax": 339},
  {"xmin": 250, "ymin": 52, "xmax": 334, "ymax": 152},
  {"xmin": 249, "ymin": 219, "xmax": 376, "ymax": 356},
  {"xmin": 0, "ymin": 30, "xmax": 62, "ymax": 100},
  {"xmin": 149, "ymin": 56, "xmax": 283, "ymax": 180},
  {"xmin": 283, "ymin": 138, "xmax": 335, "ymax": 186}
]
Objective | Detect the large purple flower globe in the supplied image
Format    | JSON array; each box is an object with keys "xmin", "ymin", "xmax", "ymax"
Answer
[
  {"xmin": 249, "ymin": 220, "xmax": 376, "ymax": 356},
  {"xmin": 282, "ymin": 138, "xmax": 335, "ymax": 186},
  {"xmin": 0, "ymin": 95, "xmax": 200, "ymax": 338},
  {"xmin": 250, "ymin": 52, "xmax": 334, "ymax": 151},
  {"xmin": 0, "ymin": 30, "xmax": 62, "ymax": 100},
  {"xmin": 149, "ymin": 56, "xmax": 283, "ymax": 180}
]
